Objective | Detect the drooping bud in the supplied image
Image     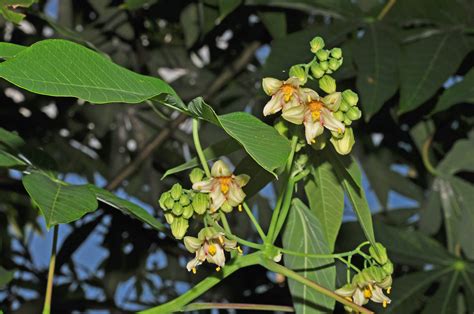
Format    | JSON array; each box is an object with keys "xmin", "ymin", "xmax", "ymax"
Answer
[
  {"xmin": 342, "ymin": 89, "xmax": 359, "ymax": 106},
  {"xmin": 172, "ymin": 202, "xmax": 184, "ymax": 216},
  {"xmin": 319, "ymin": 60, "xmax": 329, "ymax": 71},
  {"xmin": 330, "ymin": 47, "xmax": 342, "ymax": 59},
  {"xmin": 316, "ymin": 49, "xmax": 329, "ymax": 61},
  {"xmin": 164, "ymin": 197, "xmax": 175, "ymax": 210},
  {"xmin": 164, "ymin": 213, "xmax": 174, "ymax": 224},
  {"xmin": 289, "ymin": 65, "xmax": 307, "ymax": 85},
  {"xmin": 158, "ymin": 192, "xmax": 171, "ymax": 210},
  {"xmin": 179, "ymin": 194, "xmax": 191, "ymax": 206},
  {"xmin": 322, "ymin": 92, "xmax": 342, "ymax": 111},
  {"xmin": 369, "ymin": 242, "xmax": 389, "ymax": 265},
  {"xmin": 182, "ymin": 205, "xmax": 194, "ymax": 219},
  {"xmin": 170, "ymin": 183, "xmax": 183, "ymax": 200},
  {"xmin": 346, "ymin": 107, "xmax": 362, "ymax": 120},
  {"xmin": 343, "ymin": 117, "xmax": 352, "ymax": 126},
  {"xmin": 330, "ymin": 127, "xmax": 355, "ymax": 155},
  {"xmin": 333, "ymin": 111, "xmax": 345, "ymax": 121},
  {"xmin": 310, "ymin": 63, "xmax": 325, "ymax": 79},
  {"xmin": 382, "ymin": 261, "xmax": 394, "ymax": 275},
  {"xmin": 171, "ymin": 217, "xmax": 189, "ymax": 240},
  {"xmin": 220, "ymin": 201, "xmax": 233, "ymax": 213},
  {"xmin": 192, "ymin": 193, "xmax": 209, "ymax": 215},
  {"xmin": 328, "ymin": 58, "xmax": 342, "ymax": 71},
  {"xmin": 319, "ymin": 75, "xmax": 336, "ymax": 94},
  {"xmin": 339, "ymin": 100, "xmax": 350, "ymax": 112},
  {"xmin": 274, "ymin": 118, "xmax": 289, "ymax": 137},
  {"xmin": 189, "ymin": 168, "xmax": 205, "ymax": 184},
  {"xmin": 310, "ymin": 36, "xmax": 325, "ymax": 53}
]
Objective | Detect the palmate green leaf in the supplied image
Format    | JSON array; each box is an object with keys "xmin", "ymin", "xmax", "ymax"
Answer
[
  {"xmin": 0, "ymin": 0, "xmax": 35, "ymax": 24},
  {"xmin": 282, "ymin": 199, "xmax": 336, "ymax": 314},
  {"xmin": 304, "ymin": 154, "xmax": 343, "ymax": 252},
  {"xmin": 188, "ymin": 98, "xmax": 291, "ymax": 174},
  {"xmin": 0, "ymin": 266, "xmax": 14, "ymax": 288},
  {"xmin": 259, "ymin": 11, "xmax": 287, "ymax": 39},
  {"xmin": 121, "ymin": 0, "xmax": 158, "ymax": 10},
  {"xmin": 235, "ymin": 155, "xmax": 274, "ymax": 198},
  {"xmin": 162, "ymin": 139, "xmax": 241, "ymax": 179},
  {"xmin": 354, "ymin": 23, "xmax": 399, "ymax": 120},
  {"xmin": 218, "ymin": 0, "xmax": 241, "ymax": 19},
  {"xmin": 0, "ymin": 42, "xmax": 26, "ymax": 60},
  {"xmin": 399, "ymin": 31, "xmax": 469, "ymax": 114},
  {"xmin": 0, "ymin": 127, "xmax": 25, "ymax": 149},
  {"xmin": 437, "ymin": 138, "xmax": 474, "ymax": 175},
  {"xmin": 22, "ymin": 172, "xmax": 98, "ymax": 228},
  {"xmin": 431, "ymin": 68, "xmax": 474, "ymax": 114},
  {"xmin": 325, "ymin": 148, "xmax": 376, "ymax": 246},
  {"xmin": 89, "ymin": 186, "xmax": 164, "ymax": 231},
  {"xmin": 0, "ymin": 39, "xmax": 181, "ymax": 105},
  {"xmin": 0, "ymin": 150, "xmax": 26, "ymax": 168},
  {"xmin": 421, "ymin": 272, "xmax": 460, "ymax": 314}
]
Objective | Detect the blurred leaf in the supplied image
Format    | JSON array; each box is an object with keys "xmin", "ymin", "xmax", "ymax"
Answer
[
  {"xmin": 0, "ymin": 266, "xmax": 14, "ymax": 287},
  {"xmin": 180, "ymin": 4, "xmax": 200, "ymax": 48},
  {"xmin": 0, "ymin": 39, "xmax": 181, "ymax": 105},
  {"xmin": 22, "ymin": 172, "xmax": 98, "ymax": 228},
  {"xmin": 374, "ymin": 221, "xmax": 454, "ymax": 266},
  {"xmin": 122, "ymin": 0, "xmax": 158, "ymax": 10},
  {"xmin": 282, "ymin": 198, "xmax": 336, "ymax": 313},
  {"xmin": 399, "ymin": 31, "xmax": 468, "ymax": 114},
  {"xmin": 188, "ymin": 98, "xmax": 291, "ymax": 174},
  {"xmin": 0, "ymin": 150, "xmax": 25, "ymax": 168},
  {"xmin": 218, "ymin": 0, "xmax": 241, "ymax": 19},
  {"xmin": 0, "ymin": 0, "xmax": 35, "ymax": 24},
  {"xmin": 326, "ymin": 148, "xmax": 375, "ymax": 246},
  {"xmin": 259, "ymin": 11, "xmax": 287, "ymax": 39},
  {"xmin": 449, "ymin": 177, "xmax": 474, "ymax": 259},
  {"xmin": 431, "ymin": 68, "xmax": 474, "ymax": 114},
  {"xmin": 421, "ymin": 272, "xmax": 460, "ymax": 314},
  {"xmin": 0, "ymin": 42, "xmax": 26, "ymax": 60},
  {"xmin": 437, "ymin": 138, "xmax": 474, "ymax": 175},
  {"xmin": 0, "ymin": 127, "xmax": 25, "ymax": 150},
  {"xmin": 235, "ymin": 155, "xmax": 274, "ymax": 198},
  {"xmin": 162, "ymin": 139, "xmax": 241, "ymax": 179},
  {"xmin": 89, "ymin": 186, "xmax": 164, "ymax": 231},
  {"xmin": 304, "ymin": 154, "xmax": 343, "ymax": 251},
  {"xmin": 418, "ymin": 189, "xmax": 442, "ymax": 235},
  {"xmin": 354, "ymin": 23, "xmax": 399, "ymax": 120},
  {"xmin": 409, "ymin": 119, "xmax": 435, "ymax": 154}
]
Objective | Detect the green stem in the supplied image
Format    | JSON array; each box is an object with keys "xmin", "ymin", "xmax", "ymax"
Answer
[
  {"xmin": 242, "ymin": 202, "xmax": 266, "ymax": 241},
  {"xmin": 422, "ymin": 136, "xmax": 440, "ymax": 176},
  {"xmin": 42, "ymin": 225, "xmax": 59, "ymax": 314},
  {"xmin": 219, "ymin": 212, "xmax": 232, "ymax": 234},
  {"xmin": 140, "ymin": 253, "xmax": 261, "ymax": 314},
  {"xmin": 209, "ymin": 218, "xmax": 263, "ymax": 250},
  {"xmin": 183, "ymin": 302, "xmax": 294, "ymax": 312},
  {"xmin": 271, "ymin": 178, "xmax": 296, "ymax": 243},
  {"xmin": 377, "ymin": 0, "xmax": 396, "ymax": 20},
  {"xmin": 260, "ymin": 258, "xmax": 374, "ymax": 314},
  {"xmin": 192, "ymin": 119, "xmax": 211, "ymax": 177},
  {"xmin": 279, "ymin": 248, "xmax": 361, "ymax": 272}
]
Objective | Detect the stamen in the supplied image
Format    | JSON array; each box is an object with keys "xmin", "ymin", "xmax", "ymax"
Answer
[
  {"xmin": 383, "ymin": 300, "xmax": 387, "ymax": 308},
  {"xmin": 237, "ymin": 246, "xmax": 243, "ymax": 254},
  {"xmin": 337, "ymin": 128, "xmax": 342, "ymax": 134},
  {"xmin": 208, "ymin": 244, "xmax": 217, "ymax": 256},
  {"xmin": 311, "ymin": 139, "xmax": 316, "ymax": 144},
  {"xmin": 219, "ymin": 177, "xmax": 232, "ymax": 194},
  {"xmin": 387, "ymin": 287, "xmax": 391, "ymax": 294},
  {"xmin": 238, "ymin": 204, "xmax": 243, "ymax": 212},
  {"xmin": 218, "ymin": 236, "xmax": 225, "ymax": 245},
  {"xmin": 216, "ymin": 266, "xmax": 221, "ymax": 272},
  {"xmin": 192, "ymin": 268, "xmax": 197, "ymax": 274},
  {"xmin": 281, "ymin": 84, "xmax": 295, "ymax": 102},
  {"xmin": 363, "ymin": 287, "xmax": 372, "ymax": 299}
]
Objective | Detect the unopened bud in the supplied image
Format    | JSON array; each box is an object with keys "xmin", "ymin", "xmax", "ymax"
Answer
[
  {"xmin": 164, "ymin": 197, "xmax": 175, "ymax": 210},
  {"xmin": 330, "ymin": 127, "xmax": 355, "ymax": 155},
  {"xmin": 369, "ymin": 242, "xmax": 389, "ymax": 265},
  {"xmin": 328, "ymin": 58, "xmax": 342, "ymax": 71},
  {"xmin": 330, "ymin": 47, "xmax": 342, "ymax": 59},
  {"xmin": 189, "ymin": 168, "xmax": 205, "ymax": 184},
  {"xmin": 164, "ymin": 213, "xmax": 174, "ymax": 224},
  {"xmin": 179, "ymin": 194, "xmax": 191, "ymax": 206},
  {"xmin": 339, "ymin": 100, "xmax": 350, "ymax": 112},
  {"xmin": 316, "ymin": 49, "xmax": 329, "ymax": 61},
  {"xmin": 382, "ymin": 261, "xmax": 394, "ymax": 275},
  {"xmin": 310, "ymin": 63, "xmax": 324, "ymax": 79},
  {"xmin": 220, "ymin": 201, "xmax": 233, "ymax": 213},
  {"xmin": 319, "ymin": 75, "xmax": 336, "ymax": 94},
  {"xmin": 170, "ymin": 183, "xmax": 183, "ymax": 200},
  {"xmin": 310, "ymin": 36, "xmax": 325, "ymax": 53},
  {"xmin": 289, "ymin": 65, "xmax": 307, "ymax": 84},
  {"xmin": 333, "ymin": 111, "xmax": 345, "ymax": 121},
  {"xmin": 322, "ymin": 92, "xmax": 341, "ymax": 111},
  {"xmin": 158, "ymin": 192, "xmax": 171, "ymax": 210},
  {"xmin": 274, "ymin": 118, "xmax": 289, "ymax": 137},
  {"xmin": 171, "ymin": 217, "xmax": 189, "ymax": 240},
  {"xmin": 346, "ymin": 107, "xmax": 362, "ymax": 120},
  {"xmin": 182, "ymin": 205, "xmax": 194, "ymax": 219},
  {"xmin": 342, "ymin": 89, "xmax": 359, "ymax": 106},
  {"xmin": 344, "ymin": 117, "xmax": 352, "ymax": 126},
  {"xmin": 319, "ymin": 60, "xmax": 329, "ymax": 71},
  {"xmin": 192, "ymin": 193, "xmax": 209, "ymax": 215},
  {"xmin": 172, "ymin": 202, "xmax": 184, "ymax": 216}
]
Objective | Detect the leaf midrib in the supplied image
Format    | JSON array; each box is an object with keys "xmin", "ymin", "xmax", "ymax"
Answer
[{"xmin": 48, "ymin": 183, "xmax": 62, "ymax": 227}]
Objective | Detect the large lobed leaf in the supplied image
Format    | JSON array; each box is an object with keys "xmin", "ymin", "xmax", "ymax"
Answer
[
  {"xmin": 282, "ymin": 199, "xmax": 336, "ymax": 313},
  {"xmin": 431, "ymin": 68, "xmax": 474, "ymax": 115}
]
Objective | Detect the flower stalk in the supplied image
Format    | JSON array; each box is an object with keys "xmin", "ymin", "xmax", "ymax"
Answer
[{"xmin": 42, "ymin": 225, "xmax": 59, "ymax": 314}]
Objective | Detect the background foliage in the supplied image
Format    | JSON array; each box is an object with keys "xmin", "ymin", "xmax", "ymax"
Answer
[{"xmin": 0, "ymin": 0, "xmax": 473, "ymax": 313}]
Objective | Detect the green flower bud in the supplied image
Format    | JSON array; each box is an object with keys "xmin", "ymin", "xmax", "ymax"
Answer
[
  {"xmin": 296, "ymin": 154, "xmax": 309, "ymax": 167},
  {"xmin": 382, "ymin": 261, "xmax": 394, "ymax": 275},
  {"xmin": 164, "ymin": 212, "xmax": 174, "ymax": 224},
  {"xmin": 339, "ymin": 100, "xmax": 350, "ymax": 112},
  {"xmin": 319, "ymin": 60, "xmax": 329, "ymax": 71},
  {"xmin": 192, "ymin": 193, "xmax": 209, "ymax": 215},
  {"xmin": 220, "ymin": 201, "xmax": 233, "ymax": 213},
  {"xmin": 179, "ymin": 194, "xmax": 191, "ymax": 206},
  {"xmin": 158, "ymin": 192, "xmax": 171, "ymax": 210},
  {"xmin": 170, "ymin": 183, "xmax": 183, "ymax": 200},
  {"xmin": 310, "ymin": 36, "xmax": 325, "ymax": 53},
  {"xmin": 171, "ymin": 217, "xmax": 189, "ymax": 240},
  {"xmin": 333, "ymin": 111, "xmax": 345, "ymax": 121},
  {"xmin": 164, "ymin": 197, "xmax": 175, "ymax": 210},
  {"xmin": 316, "ymin": 49, "xmax": 329, "ymax": 61},
  {"xmin": 325, "ymin": 69, "xmax": 333, "ymax": 74},
  {"xmin": 328, "ymin": 58, "xmax": 341, "ymax": 71},
  {"xmin": 322, "ymin": 92, "xmax": 342, "ymax": 111},
  {"xmin": 330, "ymin": 127, "xmax": 355, "ymax": 155},
  {"xmin": 343, "ymin": 117, "xmax": 352, "ymax": 126},
  {"xmin": 330, "ymin": 47, "xmax": 342, "ymax": 59},
  {"xmin": 346, "ymin": 107, "xmax": 362, "ymax": 121},
  {"xmin": 319, "ymin": 75, "xmax": 336, "ymax": 94},
  {"xmin": 310, "ymin": 63, "xmax": 325, "ymax": 79},
  {"xmin": 189, "ymin": 168, "xmax": 205, "ymax": 184},
  {"xmin": 289, "ymin": 65, "xmax": 307, "ymax": 85},
  {"xmin": 182, "ymin": 205, "xmax": 194, "ymax": 219},
  {"xmin": 369, "ymin": 242, "xmax": 389, "ymax": 265},
  {"xmin": 172, "ymin": 202, "xmax": 184, "ymax": 216},
  {"xmin": 342, "ymin": 89, "xmax": 359, "ymax": 106},
  {"xmin": 274, "ymin": 118, "xmax": 289, "ymax": 137}
]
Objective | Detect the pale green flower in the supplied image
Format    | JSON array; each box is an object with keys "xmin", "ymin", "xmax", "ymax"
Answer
[{"xmin": 262, "ymin": 77, "xmax": 304, "ymax": 116}]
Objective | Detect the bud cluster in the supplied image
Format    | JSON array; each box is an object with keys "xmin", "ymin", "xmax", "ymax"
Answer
[
  {"xmin": 309, "ymin": 37, "xmax": 343, "ymax": 79},
  {"xmin": 333, "ymin": 89, "xmax": 362, "ymax": 126}
]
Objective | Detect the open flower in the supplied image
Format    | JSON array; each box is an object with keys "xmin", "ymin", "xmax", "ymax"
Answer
[
  {"xmin": 184, "ymin": 227, "xmax": 239, "ymax": 273},
  {"xmin": 192, "ymin": 160, "xmax": 250, "ymax": 213},
  {"xmin": 282, "ymin": 88, "xmax": 345, "ymax": 144},
  {"xmin": 335, "ymin": 275, "xmax": 392, "ymax": 309},
  {"xmin": 262, "ymin": 77, "xmax": 304, "ymax": 116}
]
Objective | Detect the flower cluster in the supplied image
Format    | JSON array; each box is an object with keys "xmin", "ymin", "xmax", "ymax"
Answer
[{"xmin": 262, "ymin": 36, "xmax": 362, "ymax": 155}]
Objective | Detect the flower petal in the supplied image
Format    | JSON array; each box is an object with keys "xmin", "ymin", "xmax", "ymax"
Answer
[
  {"xmin": 353, "ymin": 288, "xmax": 369, "ymax": 306},
  {"xmin": 263, "ymin": 94, "xmax": 283, "ymax": 116},
  {"xmin": 322, "ymin": 92, "xmax": 342, "ymax": 111},
  {"xmin": 234, "ymin": 174, "xmax": 250, "ymax": 187},
  {"xmin": 207, "ymin": 244, "xmax": 226, "ymax": 267},
  {"xmin": 227, "ymin": 183, "xmax": 246, "ymax": 206},
  {"xmin": 262, "ymin": 77, "xmax": 283, "ymax": 95},
  {"xmin": 186, "ymin": 256, "xmax": 203, "ymax": 272},
  {"xmin": 285, "ymin": 76, "xmax": 302, "ymax": 87},
  {"xmin": 282, "ymin": 105, "xmax": 305, "ymax": 125},
  {"xmin": 321, "ymin": 108, "xmax": 345, "ymax": 133},
  {"xmin": 211, "ymin": 160, "xmax": 232, "ymax": 177},
  {"xmin": 184, "ymin": 236, "xmax": 202, "ymax": 253},
  {"xmin": 192, "ymin": 179, "xmax": 214, "ymax": 192},
  {"xmin": 335, "ymin": 284, "xmax": 357, "ymax": 297},
  {"xmin": 301, "ymin": 88, "xmax": 320, "ymax": 102},
  {"xmin": 370, "ymin": 286, "xmax": 391, "ymax": 304},
  {"xmin": 304, "ymin": 119, "xmax": 324, "ymax": 144},
  {"xmin": 210, "ymin": 189, "xmax": 226, "ymax": 212}
]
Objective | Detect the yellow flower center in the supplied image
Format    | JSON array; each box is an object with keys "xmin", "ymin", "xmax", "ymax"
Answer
[
  {"xmin": 363, "ymin": 287, "xmax": 372, "ymax": 299},
  {"xmin": 216, "ymin": 266, "xmax": 221, "ymax": 272},
  {"xmin": 308, "ymin": 100, "xmax": 324, "ymax": 121},
  {"xmin": 192, "ymin": 267, "xmax": 197, "ymax": 274},
  {"xmin": 281, "ymin": 84, "xmax": 296, "ymax": 102},
  {"xmin": 218, "ymin": 176, "xmax": 232, "ymax": 194},
  {"xmin": 208, "ymin": 244, "xmax": 217, "ymax": 256},
  {"xmin": 383, "ymin": 300, "xmax": 388, "ymax": 308}
]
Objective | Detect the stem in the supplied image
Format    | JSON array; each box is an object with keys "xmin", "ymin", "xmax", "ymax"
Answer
[
  {"xmin": 183, "ymin": 302, "xmax": 294, "ymax": 312},
  {"xmin": 192, "ymin": 119, "xmax": 211, "ymax": 177},
  {"xmin": 219, "ymin": 212, "xmax": 232, "ymax": 234},
  {"xmin": 271, "ymin": 177, "xmax": 296, "ymax": 243},
  {"xmin": 422, "ymin": 136, "xmax": 440, "ymax": 176},
  {"xmin": 279, "ymin": 248, "xmax": 362, "ymax": 272},
  {"xmin": 42, "ymin": 225, "xmax": 59, "ymax": 314},
  {"xmin": 242, "ymin": 202, "xmax": 266, "ymax": 241},
  {"xmin": 140, "ymin": 253, "xmax": 261, "ymax": 314},
  {"xmin": 209, "ymin": 219, "xmax": 263, "ymax": 250},
  {"xmin": 377, "ymin": 0, "xmax": 396, "ymax": 20},
  {"xmin": 260, "ymin": 259, "xmax": 374, "ymax": 314}
]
